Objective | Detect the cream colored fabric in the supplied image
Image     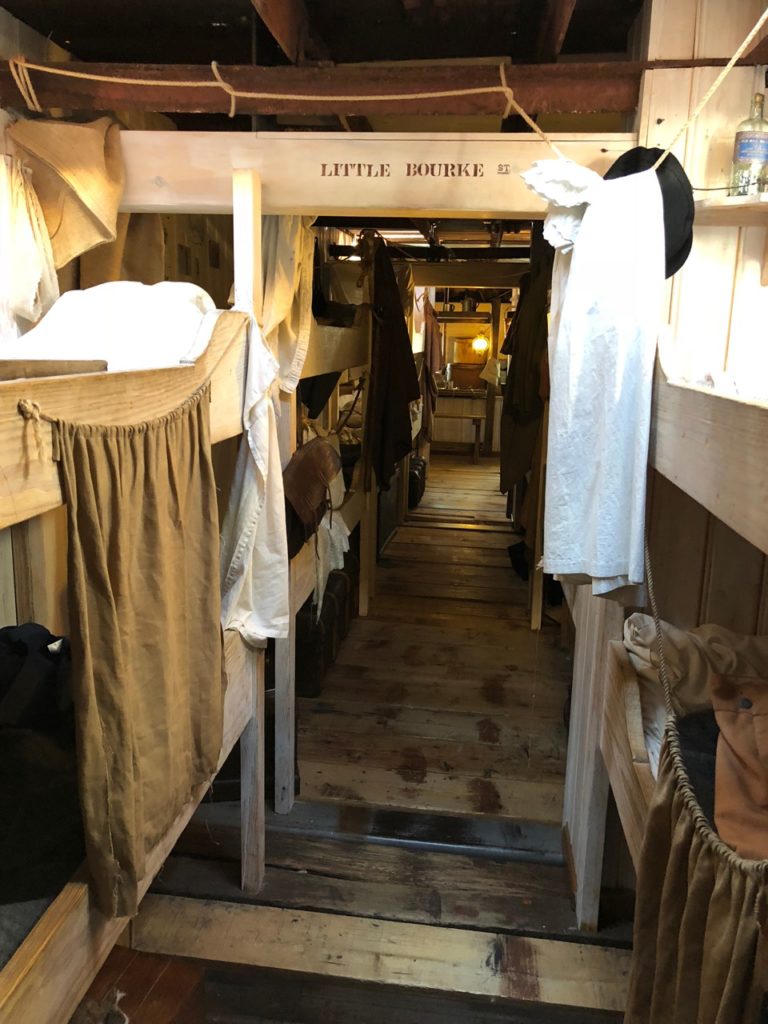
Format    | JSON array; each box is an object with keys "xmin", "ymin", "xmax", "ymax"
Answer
[
  {"xmin": 54, "ymin": 386, "xmax": 223, "ymax": 917},
  {"xmin": 221, "ymin": 216, "xmax": 315, "ymax": 645},
  {"xmin": 7, "ymin": 117, "xmax": 124, "ymax": 268},
  {"xmin": 0, "ymin": 154, "xmax": 58, "ymax": 339},
  {"xmin": 261, "ymin": 215, "xmax": 315, "ymax": 394},
  {"xmin": 80, "ymin": 212, "xmax": 166, "ymax": 288}
]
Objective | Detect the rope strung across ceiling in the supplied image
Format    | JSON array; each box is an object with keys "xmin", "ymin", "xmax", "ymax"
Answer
[
  {"xmin": 6, "ymin": 56, "xmax": 569, "ymax": 153},
  {"xmin": 6, "ymin": 2, "xmax": 768, "ymax": 168}
]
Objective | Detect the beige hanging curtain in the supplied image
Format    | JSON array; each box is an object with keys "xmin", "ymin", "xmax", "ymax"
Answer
[
  {"xmin": 51, "ymin": 385, "xmax": 224, "ymax": 917},
  {"xmin": 625, "ymin": 598, "xmax": 768, "ymax": 1023},
  {"xmin": 626, "ymin": 743, "xmax": 768, "ymax": 1023}
]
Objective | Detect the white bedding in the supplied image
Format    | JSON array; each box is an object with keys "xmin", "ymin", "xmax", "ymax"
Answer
[{"xmin": 0, "ymin": 281, "xmax": 220, "ymax": 371}]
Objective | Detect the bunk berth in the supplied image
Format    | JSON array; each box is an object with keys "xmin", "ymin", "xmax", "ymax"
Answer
[
  {"xmin": 649, "ymin": 359, "xmax": 768, "ymax": 558},
  {"xmin": 0, "ymin": 310, "xmax": 266, "ymax": 1024},
  {"xmin": 274, "ymin": 292, "xmax": 373, "ymax": 813}
]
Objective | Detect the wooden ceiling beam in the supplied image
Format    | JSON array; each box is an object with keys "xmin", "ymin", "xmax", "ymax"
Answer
[
  {"xmin": 249, "ymin": 0, "xmax": 327, "ymax": 63},
  {"xmin": 536, "ymin": 0, "xmax": 578, "ymax": 61},
  {"xmin": 0, "ymin": 60, "xmax": 642, "ymax": 116}
]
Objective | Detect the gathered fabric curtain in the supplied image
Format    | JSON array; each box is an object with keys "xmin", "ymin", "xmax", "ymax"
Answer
[
  {"xmin": 53, "ymin": 385, "xmax": 224, "ymax": 917},
  {"xmin": 626, "ymin": 723, "xmax": 768, "ymax": 1022}
]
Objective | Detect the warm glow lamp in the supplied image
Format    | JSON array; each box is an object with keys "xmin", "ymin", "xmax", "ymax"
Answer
[{"xmin": 471, "ymin": 333, "xmax": 490, "ymax": 353}]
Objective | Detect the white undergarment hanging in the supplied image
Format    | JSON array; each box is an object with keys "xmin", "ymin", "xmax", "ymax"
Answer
[{"xmin": 522, "ymin": 159, "xmax": 665, "ymax": 600}]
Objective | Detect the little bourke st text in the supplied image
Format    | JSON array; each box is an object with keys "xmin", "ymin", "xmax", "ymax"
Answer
[{"xmin": 320, "ymin": 161, "xmax": 507, "ymax": 177}]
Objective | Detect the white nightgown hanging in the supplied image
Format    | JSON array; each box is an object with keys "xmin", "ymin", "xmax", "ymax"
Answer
[{"xmin": 521, "ymin": 159, "xmax": 666, "ymax": 600}]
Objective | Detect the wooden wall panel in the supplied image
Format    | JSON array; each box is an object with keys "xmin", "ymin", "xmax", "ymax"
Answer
[
  {"xmin": 647, "ymin": 473, "xmax": 709, "ymax": 629},
  {"xmin": 0, "ymin": 528, "xmax": 16, "ymax": 627},
  {"xmin": 700, "ymin": 518, "xmax": 766, "ymax": 632}
]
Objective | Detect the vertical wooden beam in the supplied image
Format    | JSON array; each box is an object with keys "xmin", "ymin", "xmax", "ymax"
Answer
[
  {"xmin": 231, "ymin": 169, "xmax": 270, "ymax": 860},
  {"xmin": 11, "ymin": 507, "xmax": 68, "ymax": 635},
  {"xmin": 0, "ymin": 528, "xmax": 17, "ymax": 627},
  {"xmin": 483, "ymin": 297, "xmax": 502, "ymax": 455},
  {"xmin": 232, "ymin": 170, "xmax": 263, "ymax": 327},
  {"xmin": 240, "ymin": 646, "xmax": 266, "ymax": 891},
  {"xmin": 274, "ymin": 607, "xmax": 296, "ymax": 814}
]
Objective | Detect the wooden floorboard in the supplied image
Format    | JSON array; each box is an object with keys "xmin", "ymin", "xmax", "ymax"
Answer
[
  {"xmin": 153, "ymin": 825, "xmax": 579, "ymax": 937},
  {"xmin": 133, "ymin": 896, "xmax": 630, "ymax": 1013},
  {"xmin": 298, "ymin": 453, "xmax": 571, "ymax": 823}
]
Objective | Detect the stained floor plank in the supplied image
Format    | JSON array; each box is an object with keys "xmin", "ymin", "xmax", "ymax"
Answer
[{"xmin": 298, "ymin": 453, "xmax": 571, "ymax": 823}]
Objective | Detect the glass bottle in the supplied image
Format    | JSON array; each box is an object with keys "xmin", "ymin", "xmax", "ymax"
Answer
[{"xmin": 729, "ymin": 92, "xmax": 768, "ymax": 196}]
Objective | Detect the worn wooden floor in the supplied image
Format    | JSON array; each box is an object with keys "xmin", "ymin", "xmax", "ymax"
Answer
[
  {"xmin": 74, "ymin": 947, "xmax": 624, "ymax": 1023},
  {"xmin": 409, "ymin": 453, "xmax": 510, "ymax": 525},
  {"xmin": 70, "ymin": 454, "xmax": 629, "ymax": 1023},
  {"xmin": 298, "ymin": 454, "xmax": 571, "ymax": 823}
]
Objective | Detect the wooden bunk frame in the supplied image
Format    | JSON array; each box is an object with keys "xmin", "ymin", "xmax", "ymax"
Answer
[
  {"xmin": 599, "ymin": 642, "xmax": 655, "ymax": 871},
  {"xmin": 0, "ymin": 312, "xmax": 268, "ymax": 1023}
]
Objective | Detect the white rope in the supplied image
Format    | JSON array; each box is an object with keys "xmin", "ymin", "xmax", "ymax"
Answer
[
  {"xmin": 6, "ymin": 55, "xmax": 564, "ymax": 157},
  {"xmin": 652, "ymin": 5, "xmax": 768, "ymax": 170}
]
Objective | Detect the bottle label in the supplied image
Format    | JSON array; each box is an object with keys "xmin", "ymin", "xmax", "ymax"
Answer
[{"xmin": 735, "ymin": 131, "xmax": 768, "ymax": 162}]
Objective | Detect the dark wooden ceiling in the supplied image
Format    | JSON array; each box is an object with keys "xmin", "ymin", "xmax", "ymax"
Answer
[{"xmin": 1, "ymin": 0, "xmax": 642, "ymax": 66}]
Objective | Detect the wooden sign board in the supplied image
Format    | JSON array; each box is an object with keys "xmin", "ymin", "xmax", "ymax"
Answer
[{"xmin": 120, "ymin": 130, "xmax": 637, "ymax": 218}]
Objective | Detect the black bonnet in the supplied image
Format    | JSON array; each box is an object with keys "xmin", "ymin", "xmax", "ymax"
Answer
[{"xmin": 604, "ymin": 146, "xmax": 694, "ymax": 279}]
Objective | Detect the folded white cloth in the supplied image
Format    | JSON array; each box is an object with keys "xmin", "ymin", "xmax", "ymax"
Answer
[{"xmin": 0, "ymin": 281, "xmax": 218, "ymax": 370}]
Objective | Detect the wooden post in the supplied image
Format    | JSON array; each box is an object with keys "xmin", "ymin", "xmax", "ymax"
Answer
[
  {"xmin": 529, "ymin": 403, "xmax": 549, "ymax": 632},
  {"xmin": 239, "ymin": 647, "xmax": 266, "ymax": 892},
  {"xmin": 483, "ymin": 296, "xmax": 502, "ymax": 455},
  {"xmin": 274, "ymin": 612, "xmax": 297, "ymax": 814},
  {"xmin": 231, "ymin": 169, "xmax": 270, "ymax": 860}
]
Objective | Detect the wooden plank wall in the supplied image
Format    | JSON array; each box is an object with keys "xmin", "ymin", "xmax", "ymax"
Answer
[
  {"xmin": 564, "ymin": 0, "xmax": 768, "ymax": 930},
  {"xmin": 636, "ymin": 0, "xmax": 767, "ymax": 389}
]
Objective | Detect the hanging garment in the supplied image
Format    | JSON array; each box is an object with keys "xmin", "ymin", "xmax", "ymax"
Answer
[
  {"xmin": 7, "ymin": 116, "xmax": 124, "ymax": 269},
  {"xmin": 0, "ymin": 154, "xmax": 58, "ymax": 340},
  {"xmin": 363, "ymin": 238, "xmax": 421, "ymax": 489},
  {"xmin": 522, "ymin": 159, "xmax": 665, "ymax": 599},
  {"xmin": 261, "ymin": 215, "xmax": 315, "ymax": 394},
  {"xmin": 220, "ymin": 326, "xmax": 288, "ymax": 644},
  {"xmin": 220, "ymin": 217, "xmax": 315, "ymax": 645},
  {"xmin": 419, "ymin": 296, "xmax": 443, "ymax": 442},
  {"xmin": 48, "ymin": 386, "xmax": 224, "ymax": 917},
  {"xmin": 499, "ymin": 226, "xmax": 553, "ymax": 494}
]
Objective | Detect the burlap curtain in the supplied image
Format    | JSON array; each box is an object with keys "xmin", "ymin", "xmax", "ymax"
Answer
[
  {"xmin": 626, "ymin": 739, "xmax": 768, "ymax": 1023},
  {"xmin": 52, "ymin": 385, "xmax": 223, "ymax": 917}
]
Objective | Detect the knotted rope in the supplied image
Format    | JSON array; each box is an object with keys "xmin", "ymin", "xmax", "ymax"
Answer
[{"xmin": 6, "ymin": 55, "xmax": 566, "ymax": 157}]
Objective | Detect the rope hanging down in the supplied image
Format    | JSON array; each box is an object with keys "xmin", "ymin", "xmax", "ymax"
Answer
[{"xmin": 6, "ymin": 55, "xmax": 566, "ymax": 158}]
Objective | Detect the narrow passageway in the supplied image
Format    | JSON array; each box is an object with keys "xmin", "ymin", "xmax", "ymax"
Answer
[
  {"xmin": 100, "ymin": 453, "xmax": 630, "ymax": 1021},
  {"xmin": 298, "ymin": 452, "xmax": 572, "ymax": 827}
]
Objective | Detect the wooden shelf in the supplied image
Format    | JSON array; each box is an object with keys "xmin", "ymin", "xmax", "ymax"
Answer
[
  {"xmin": 650, "ymin": 360, "xmax": 768, "ymax": 557},
  {"xmin": 695, "ymin": 193, "xmax": 768, "ymax": 226}
]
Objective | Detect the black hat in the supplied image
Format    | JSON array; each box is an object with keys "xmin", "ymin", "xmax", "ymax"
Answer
[{"xmin": 604, "ymin": 146, "xmax": 694, "ymax": 279}]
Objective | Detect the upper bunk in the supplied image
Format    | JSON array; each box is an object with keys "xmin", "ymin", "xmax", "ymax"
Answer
[
  {"xmin": 0, "ymin": 310, "xmax": 249, "ymax": 530},
  {"xmin": 650, "ymin": 362, "xmax": 768, "ymax": 558}
]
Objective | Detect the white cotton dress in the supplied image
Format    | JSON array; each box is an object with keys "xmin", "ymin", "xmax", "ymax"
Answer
[{"xmin": 521, "ymin": 158, "xmax": 666, "ymax": 600}]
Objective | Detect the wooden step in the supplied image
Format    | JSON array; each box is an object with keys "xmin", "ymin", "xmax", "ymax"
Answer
[{"xmin": 132, "ymin": 896, "xmax": 631, "ymax": 1014}]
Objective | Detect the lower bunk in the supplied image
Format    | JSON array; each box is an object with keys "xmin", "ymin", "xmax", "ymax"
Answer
[{"xmin": 0, "ymin": 631, "xmax": 263, "ymax": 1024}]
